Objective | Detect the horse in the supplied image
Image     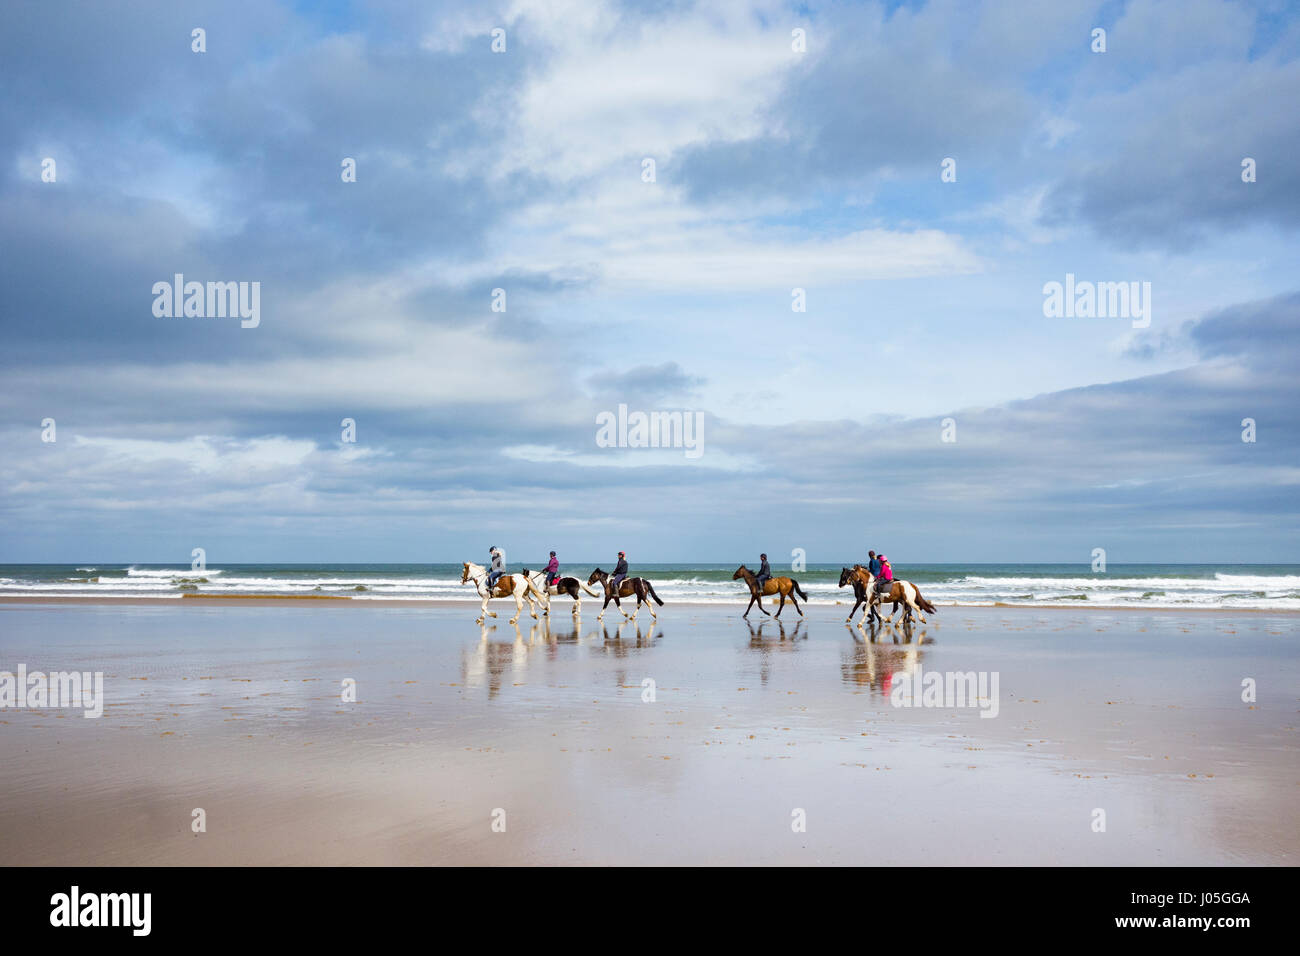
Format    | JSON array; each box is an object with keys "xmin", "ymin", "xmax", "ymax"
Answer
[
  {"xmin": 838, "ymin": 566, "xmax": 892, "ymax": 624},
  {"xmin": 838, "ymin": 565, "xmax": 937, "ymax": 625},
  {"xmin": 521, "ymin": 568, "xmax": 602, "ymax": 616},
  {"xmin": 587, "ymin": 567, "xmax": 665, "ymax": 621},
  {"xmin": 732, "ymin": 565, "xmax": 808, "ymax": 618},
  {"xmin": 461, "ymin": 561, "xmax": 545, "ymax": 625}
]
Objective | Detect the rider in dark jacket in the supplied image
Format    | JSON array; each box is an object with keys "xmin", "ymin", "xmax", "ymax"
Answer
[
  {"xmin": 753, "ymin": 554, "xmax": 771, "ymax": 593},
  {"xmin": 610, "ymin": 552, "xmax": 628, "ymax": 592}
]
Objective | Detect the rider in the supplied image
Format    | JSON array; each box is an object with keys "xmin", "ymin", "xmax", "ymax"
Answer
[
  {"xmin": 485, "ymin": 546, "xmax": 505, "ymax": 590},
  {"xmin": 874, "ymin": 554, "xmax": 893, "ymax": 596},
  {"xmin": 610, "ymin": 551, "xmax": 628, "ymax": 592},
  {"xmin": 753, "ymin": 553, "xmax": 772, "ymax": 593},
  {"xmin": 544, "ymin": 551, "xmax": 560, "ymax": 587},
  {"xmin": 867, "ymin": 550, "xmax": 882, "ymax": 578}
]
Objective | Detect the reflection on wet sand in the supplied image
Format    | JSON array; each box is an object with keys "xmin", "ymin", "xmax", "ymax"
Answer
[
  {"xmin": 840, "ymin": 620, "xmax": 930, "ymax": 696},
  {"xmin": 589, "ymin": 619, "xmax": 660, "ymax": 656},
  {"xmin": 743, "ymin": 618, "xmax": 805, "ymax": 685},
  {"xmin": 459, "ymin": 615, "xmax": 661, "ymax": 696}
]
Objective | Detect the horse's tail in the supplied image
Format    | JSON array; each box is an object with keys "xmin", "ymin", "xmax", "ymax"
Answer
[
  {"xmin": 914, "ymin": 588, "xmax": 938, "ymax": 615},
  {"xmin": 646, "ymin": 581, "xmax": 665, "ymax": 605},
  {"xmin": 792, "ymin": 579, "xmax": 808, "ymax": 601},
  {"xmin": 580, "ymin": 580, "xmax": 601, "ymax": 596}
]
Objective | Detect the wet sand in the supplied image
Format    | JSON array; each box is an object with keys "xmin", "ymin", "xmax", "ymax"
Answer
[{"xmin": 0, "ymin": 602, "xmax": 1295, "ymax": 865}]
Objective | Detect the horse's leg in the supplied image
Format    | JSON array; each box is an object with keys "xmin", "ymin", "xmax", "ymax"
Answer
[
  {"xmin": 880, "ymin": 593, "xmax": 896, "ymax": 624},
  {"xmin": 743, "ymin": 593, "xmax": 756, "ymax": 618},
  {"xmin": 775, "ymin": 591, "xmax": 786, "ymax": 618},
  {"xmin": 907, "ymin": 586, "xmax": 927, "ymax": 624},
  {"xmin": 509, "ymin": 591, "xmax": 523, "ymax": 625},
  {"xmin": 789, "ymin": 586, "xmax": 803, "ymax": 617},
  {"xmin": 645, "ymin": 584, "xmax": 657, "ymax": 620}
]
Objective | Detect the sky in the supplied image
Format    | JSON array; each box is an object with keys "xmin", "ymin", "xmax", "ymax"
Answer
[{"xmin": 1, "ymin": 0, "xmax": 1297, "ymax": 565}]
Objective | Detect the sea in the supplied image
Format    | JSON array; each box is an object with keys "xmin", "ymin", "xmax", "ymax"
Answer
[{"xmin": 1, "ymin": 563, "xmax": 1298, "ymax": 611}]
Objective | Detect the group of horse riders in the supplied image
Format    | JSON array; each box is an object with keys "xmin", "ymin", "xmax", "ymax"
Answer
[
  {"xmin": 485, "ymin": 546, "xmax": 629, "ymax": 593},
  {"xmin": 484, "ymin": 547, "xmax": 896, "ymax": 599}
]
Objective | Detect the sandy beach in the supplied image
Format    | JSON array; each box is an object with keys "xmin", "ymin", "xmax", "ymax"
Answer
[{"xmin": 1, "ymin": 600, "xmax": 1295, "ymax": 866}]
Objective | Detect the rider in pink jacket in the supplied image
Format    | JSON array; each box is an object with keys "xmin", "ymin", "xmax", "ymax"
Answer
[
  {"xmin": 875, "ymin": 555, "xmax": 894, "ymax": 595},
  {"xmin": 544, "ymin": 552, "xmax": 559, "ymax": 586}
]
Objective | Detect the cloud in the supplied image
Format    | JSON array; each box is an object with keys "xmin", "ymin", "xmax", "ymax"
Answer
[
  {"xmin": 586, "ymin": 362, "xmax": 705, "ymax": 403},
  {"xmin": 1, "ymin": 0, "xmax": 1297, "ymax": 561}
]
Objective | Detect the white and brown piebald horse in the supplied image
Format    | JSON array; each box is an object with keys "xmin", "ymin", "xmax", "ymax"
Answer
[
  {"xmin": 838, "ymin": 565, "xmax": 938, "ymax": 626},
  {"xmin": 461, "ymin": 561, "xmax": 545, "ymax": 625},
  {"xmin": 520, "ymin": 568, "xmax": 603, "ymax": 616}
]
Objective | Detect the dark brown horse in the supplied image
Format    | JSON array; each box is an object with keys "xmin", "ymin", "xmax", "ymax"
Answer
[
  {"xmin": 733, "ymin": 565, "xmax": 808, "ymax": 618},
  {"xmin": 521, "ymin": 569, "xmax": 602, "ymax": 616},
  {"xmin": 587, "ymin": 568, "xmax": 665, "ymax": 621}
]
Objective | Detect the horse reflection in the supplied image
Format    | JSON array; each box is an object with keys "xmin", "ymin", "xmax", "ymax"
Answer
[
  {"xmin": 745, "ymin": 618, "xmax": 805, "ymax": 642},
  {"xmin": 591, "ymin": 619, "xmax": 660, "ymax": 656},
  {"xmin": 840, "ymin": 621, "xmax": 927, "ymax": 695},
  {"xmin": 461, "ymin": 621, "xmax": 530, "ymax": 698},
  {"xmin": 742, "ymin": 618, "xmax": 806, "ymax": 686},
  {"xmin": 531, "ymin": 615, "xmax": 584, "ymax": 646}
]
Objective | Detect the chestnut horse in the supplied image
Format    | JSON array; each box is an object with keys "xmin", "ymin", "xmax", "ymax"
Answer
[
  {"xmin": 461, "ymin": 561, "xmax": 544, "ymax": 625},
  {"xmin": 732, "ymin": 565, "xmax": 808, "ymax": 618},
  {"xmin": 838, "ymin": 565, "xmax": 937, "ymax": 625},
  {"xmin": 587, "ymin": 568, "xmax": 665, "ymax": 621}
]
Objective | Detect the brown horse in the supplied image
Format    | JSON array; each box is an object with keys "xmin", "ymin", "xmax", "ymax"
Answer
[
  {"xmin": 587, "ymin": 568, "xmax": 665, "ymax": 621},
  {"xmin": 732, "ymin": 565, "xmax": 808, "ymax": 618},
  {"xmin": 838, "ymin": 565, "xmax": 937, "ymax": 625}
]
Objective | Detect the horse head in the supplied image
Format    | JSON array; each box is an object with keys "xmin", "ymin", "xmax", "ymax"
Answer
[
  {"xmin": 587, "ymin": 568, "xmax": 605, "ymax": 585},
  {"xmin": 460, "ymin": 562, "xmax": 474, "ymax": 584},
  {"xmin": 838, "ymin": 566, "xmax": 853, "ymax": 587},
  {"xmin": 732, "ymin": 565, "xmax": 750, "ymax": 580}
]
